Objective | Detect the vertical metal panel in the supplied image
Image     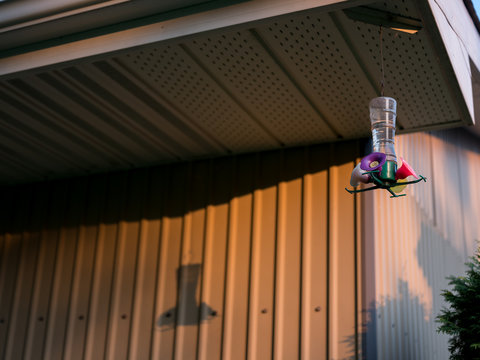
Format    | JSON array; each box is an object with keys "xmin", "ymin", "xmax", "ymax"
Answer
[
  {"xmin": 63, "ymin": 176, "xmax": 106, "ymax": 360},
  {"xmin": 329, "ymin": 157, "xmax": 357, "ymax": 360},
  {"xmin": 43, "ymin": 179, "xmax": 88, "ymax": 360},
  {"xmin": 273, "ymin": 148, "xmax": 303, "ymax": 360},
  {"xmin": 0, "ymin": 142, "xmax": 362, "ymax": 360},
  {"xmin": 4, "ymin": 184, "xmax": 46, "ymax": 360},
  {"xmin": 105, "ymin": 170, "xmax": 148, "ymax": 360},
  {"xmin": 151, "ymin": 164, "xmax": 186, "ymax": 359},
  {"xmin": 83, "ymin": 173, "xmax": 126, "ymax": 360},
  {"xmin": 128, "ymin": 168, "xmax": 168, "ymax": 360},
  {"xmin": 24, "ymin": 181, "xmax": 68, "ymax": 360},
  {"xmin": 221, "ymin": 155, "xmax": 254, "ymax": 360},
  {"xmin": 175, "ymin": 161, "xmax": 208, "ymax": 360},
  {"xmin": 247, "ymin": 151, "xmax": 280, "ymax": 360},
  {"xmin": 301, "ymin": 146, "xmax": 329, "ymax": 360},
  {"xmin": 0, "ymin": 188, "xmax": 18, "ymax": 357},
  {"xmin": 355, "ymin": 171, "xmax": 365, "ymax": 360},
  {"xmin": 197, "ymin": 159, "xmax": 232, "ymax": 360}
]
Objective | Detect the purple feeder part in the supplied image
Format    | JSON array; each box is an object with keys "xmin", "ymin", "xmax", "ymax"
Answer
[{"xmin": 360, "ymin": 152, "xmax": 386, "ymax": 171}]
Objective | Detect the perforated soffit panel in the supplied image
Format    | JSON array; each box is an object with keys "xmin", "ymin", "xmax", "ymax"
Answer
[{"xmin": 0, "ymin": 0, "xmax": 468, "ymax": 184}]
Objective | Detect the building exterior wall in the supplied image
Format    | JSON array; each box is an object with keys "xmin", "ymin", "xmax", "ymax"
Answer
[
  {"xmin": 366, "ymin": 129, "xmax": 480, "ymax": 360},
  {"xmin": 0, "ymin": 141, "xmax": 363, "ymax": 360}
]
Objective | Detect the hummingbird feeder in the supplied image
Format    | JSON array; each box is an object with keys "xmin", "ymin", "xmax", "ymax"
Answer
[{"xmin": 345, "ymin": 96, "xmax": 426, "ymax": 198}]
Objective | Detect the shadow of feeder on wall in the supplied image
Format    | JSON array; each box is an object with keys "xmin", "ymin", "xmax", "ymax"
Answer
[{"xmin": 156, "ymin": 263, "xmax": 216, "ymax": 331}]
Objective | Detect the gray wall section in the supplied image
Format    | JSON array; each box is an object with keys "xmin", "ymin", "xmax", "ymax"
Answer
[
  {"xmin": 0, "ymin": 140, "xmax": 364, "ymax": 360},
  {"xmin": 366, "ymin": 129, "xmax": 480, "ymax": 360}
]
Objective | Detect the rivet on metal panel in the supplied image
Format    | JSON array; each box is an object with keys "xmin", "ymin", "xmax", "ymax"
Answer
[
  {"xmin": 314, "ymin": 306, "xmax": 321, "ymax": 312},
  {"xmin": 121, "ymin": 314, "xmax": 128, "ymax": 319},
  {"xmin": 261, "ymin": 308, "xmax": 268, "ymax": 314},
  {"xmin": 210, "ymin": 310, "xmax": 217, "ymax": 317},
  {"xmin": 78, "ymin": 315, "xmax": 84, "ymax": 320}
]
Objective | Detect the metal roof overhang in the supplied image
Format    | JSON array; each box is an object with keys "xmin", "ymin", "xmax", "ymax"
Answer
[{"xmin": 0, "ymin": 0, "xmax": 479, "ymax": 184}]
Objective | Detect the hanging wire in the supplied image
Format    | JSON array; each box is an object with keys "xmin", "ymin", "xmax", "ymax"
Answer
[{"xmin": 379, "ymin": 26, "xmax": 385, "ymax": 96}]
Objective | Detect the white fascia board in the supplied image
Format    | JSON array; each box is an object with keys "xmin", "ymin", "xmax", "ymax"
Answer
[
  {"xmin": 427, "ymin": 0, "xmax": 480, "ymax": 126},
  {"xmin": 0, "ymin": 0, "xmax": 130, "ymax": 31},
  {"xmin": 428, "ymin": 0, "xmax": 480, "ymax": 71},
  {"xmin": 0, "ymin": 0, "xmax": 368, "ymax": 77},
  {"xmin": 0, "ymin": 0, "xmax": 104, "ymax": 26}
]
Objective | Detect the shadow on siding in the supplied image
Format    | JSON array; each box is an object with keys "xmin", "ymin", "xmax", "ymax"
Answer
[
  {"xmin": 0, "ymin": 138, "xmax": 367, "ymax": 232},
  {"xmin": 156, "ymin": 264, "xmax": 216, "ymax": 331},
  {"xmin": 343, "ymin": 280, "xmax": 430, "ymax": 360}
]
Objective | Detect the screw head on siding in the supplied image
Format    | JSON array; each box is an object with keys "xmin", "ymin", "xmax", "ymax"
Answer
[{"xmin": 261, "ymin": 308, "xmax": 268, "ymax": 314}]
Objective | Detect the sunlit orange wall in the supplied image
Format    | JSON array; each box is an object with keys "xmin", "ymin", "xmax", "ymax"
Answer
[{"xmin": 0, "ymin": 140, "xmax": 364, "ymax": 360}]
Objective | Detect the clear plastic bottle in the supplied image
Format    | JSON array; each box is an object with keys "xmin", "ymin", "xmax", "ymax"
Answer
[{"xmin": 369, "ymin": 96, "xmax": 397, "ymax": 162}]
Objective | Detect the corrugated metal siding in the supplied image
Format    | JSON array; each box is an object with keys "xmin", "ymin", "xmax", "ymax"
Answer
[
  {"xmin": 367, "ymin": 130, "xmax": 480, "ymax": 360},
  {"xmin": 0, "ymin": 142, "xmax": 363, "ymax": 360}
]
